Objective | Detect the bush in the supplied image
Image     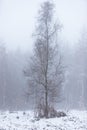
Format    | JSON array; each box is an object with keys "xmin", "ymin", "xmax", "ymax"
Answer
[
  {"xmin": 57, "ymin": 111, "xmax": 66, "ymax": 117},
  {"xmin": 35, "ymin": 103, "xmax": 66, "ymax": 118}
]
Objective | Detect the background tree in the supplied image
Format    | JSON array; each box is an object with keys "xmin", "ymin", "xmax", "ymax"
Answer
[
  {"xmin": 0, "ymin": 42, "xmax": 7, "ymax": 109},
  {"xmin": 24, "ymin": 1, "xmax": 64, "ymax": 118},
  {"xmin": 76, "ymin": 30, "xmax": 87, "ymax": 109},
  {"xmin": 0, "ymin": 42, "xmax": 27, "ymax": 110}
]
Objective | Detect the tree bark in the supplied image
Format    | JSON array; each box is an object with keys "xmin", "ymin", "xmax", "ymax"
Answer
[{"xmin": 45, "ymin": 87, "xmax": 48, "ymax": 118}]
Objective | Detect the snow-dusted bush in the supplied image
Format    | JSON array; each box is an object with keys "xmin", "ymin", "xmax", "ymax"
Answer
[{"xmin": 35, "ymin": 102, "xmax": 66, "ymax": 118}]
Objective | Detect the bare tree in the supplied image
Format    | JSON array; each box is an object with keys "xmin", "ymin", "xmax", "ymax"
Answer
[
  {"xmin": 76, "ymin": 29, "xmax": 87, "ymax": 109},
  {"xmin": 24, "ymin": 1, "xmax": 64, "ymax": 118},
  {"xmin": 0, "ymin": 42, "xmax": 7, "ymax": 109}
]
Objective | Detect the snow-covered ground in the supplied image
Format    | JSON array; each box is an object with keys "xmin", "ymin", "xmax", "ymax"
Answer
[{"xmin": 0, "ymin": 110, "xmax": 87, "ymax": 130}]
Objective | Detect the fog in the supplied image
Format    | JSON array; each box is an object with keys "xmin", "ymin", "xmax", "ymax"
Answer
[
  {"xmin": 0, "ymin": 0, "xmax": 87, "ymax": 110},
  {"xmin": 0, "ymin": 0, "xmax": 87, "ymax": 51}
]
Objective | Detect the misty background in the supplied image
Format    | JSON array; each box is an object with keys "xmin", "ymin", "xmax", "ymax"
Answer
[{"xmin": 0, "ymin": 0, "xmax": 87, "ymax": 110}]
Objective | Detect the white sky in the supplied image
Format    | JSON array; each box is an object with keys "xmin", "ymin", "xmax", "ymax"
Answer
[{"xmin": 0, "ymin": 0, "xmax": 87, "ymax": 51}]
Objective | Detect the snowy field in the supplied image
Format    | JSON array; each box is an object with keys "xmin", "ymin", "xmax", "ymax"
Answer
[{"xmin": 0, "ymin": 110, "xmax": 87, "ymax": 130}]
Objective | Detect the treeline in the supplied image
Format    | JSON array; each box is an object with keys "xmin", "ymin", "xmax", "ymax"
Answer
[{"xmin": 0, "ymin": 32, "xmax": 87, "ymax": 110}]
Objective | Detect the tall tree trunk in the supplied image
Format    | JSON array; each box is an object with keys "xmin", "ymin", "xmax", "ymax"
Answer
[{"xmin": 45, "ymin": 88, "xmax": 48, "ymax": 118}]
